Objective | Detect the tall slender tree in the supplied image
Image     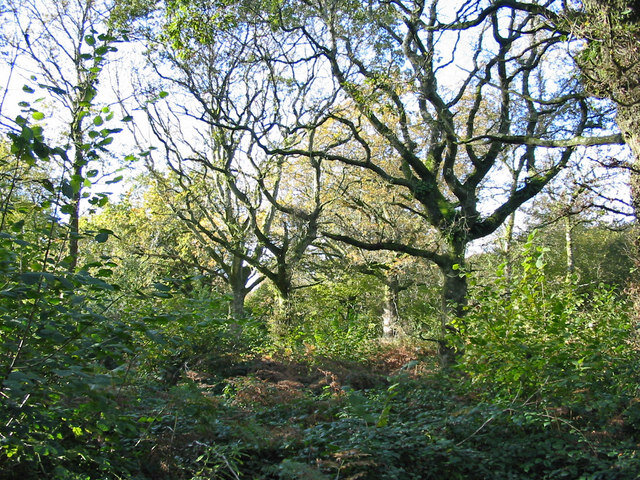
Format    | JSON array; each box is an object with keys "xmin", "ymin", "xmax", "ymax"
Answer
[{"xmin": 2, "ymin": 0, "xmax": 121, "ymax": 270}]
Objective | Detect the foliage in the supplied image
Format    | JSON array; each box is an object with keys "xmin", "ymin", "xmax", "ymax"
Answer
[
  {"xmin": 159, "ymin": 370, "xmax": 640, "ymax": 480},
  {"xmin": 458, "ymin": 232, "xmax": 637, "ymax": 405},
  {"xmin": 0, "ymin": 154, "xmax": 265, "ymax": 478},
  {"xmin": 290, "ymin": 275, "xmax": 382, "ymax": 359},
  {"xmin": 536, "ymin": 223, "xmax": 634, "ymax": 288},
  {"xmin": 247, "ymin": 274, "xmax": 383, "ymax": 360},
  {"xmin": 130, "ymin": 280, "xmax": 267, "ymax": 381},
  {"xmin": 0, "ymin": 129, "xmax": 142, "ymax": 478}
]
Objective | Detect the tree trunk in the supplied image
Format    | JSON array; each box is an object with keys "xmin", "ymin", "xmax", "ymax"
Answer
[
  {"xmin": 617, "ymin": 107, "xmax": 640, "ymax": 322},
  {"xmin": 270, "ymin": 289, "xmax": 294, "ymax": 340},
  {"xmin": 382, "ymin": 275, "xmax": 400, "ymax": 339},
  {"xmin": 68, "ymin": 128, "xmax": 84, "ymax": 272},
  {"xmin": 267, "ymin": 270, "xmax": 295, "ymax": 340},
  {"xmin": 68, "ymin": 187, "xmax": 80, "ymax": 271},
  {"xmin": 503, "ymin": 212, "xmax": 517, "ymax": 282},
  {"xmin": 575, "ymin": 0, "xmax": 640, "ymax": 322},
  {"xmin": 564, "ymin": 216, "xmax": 575, "ymax": 281},
  {"xmin": 438, "ymin": 245, "xmax": 468, "ymax": 368},
  {"xmin": 230, "ymin": 286, "xmax": 247, "ymax": 319},
  {"xmin": 229, "ymin": 255, "xmax": 250, "ymax": 319},
  {"xmin": 228, "ymin": 276, "xmax": 247, "ymax": 339},
  {"xmin": 616, "ymin": 106, "xmax": 640, "ymax": 219}
]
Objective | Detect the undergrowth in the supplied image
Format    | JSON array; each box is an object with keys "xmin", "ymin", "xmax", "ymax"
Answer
[{"xmin": 1, "ymin": 228, "xmax": 638, "ymax": 479}]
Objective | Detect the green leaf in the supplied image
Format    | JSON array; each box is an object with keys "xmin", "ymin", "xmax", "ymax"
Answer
[
  {"xmin": 85, "ymin": 35, "xmax": 96, "ymax": 46},
  {"xmin": 32, "ymin": 111, "xmax": 45, "ymax": 120},
  {"xmin": 70, "ymin": 174, "xmax": 83, "ymax": 194},
  {"xmin": 10, "ymin": 219, "xmax": 25, "ymax": 232},
  {"xmin": 31, "ymin": 125, "xmax": 43, "ymax": 139},
  {"xmin": 105, "ymin": 175, "xmax": 123, "ymax": 184},
  {"xmin": 22, "ymin": 85, "xmax": 35, "ymax": 94},
  {"xmin": 153, "ymin": 282, "xmax": 172, "ymax": 292},
  {"xmin": 98, "ymin": 33, "xmax": 116, "ymax": 42},
  {"xmin": 158, "ymin": 91, "xmax": 169, "ymax": 99},
  {"xmin": 60, "ymin": 204, "xmax": 75, "ymax": 214},
  {"xmin": 95, "ymin": 231, "xmax": 109, "ymax": 243},
  {"xmin": 20, "ymin": 126, "xmax": 34, "ymax": 141},
  {"xmin": 45, "ymin": 85, "xmax": 66, "ymax": 96},
  {"xmin": 20, "ymin": 272, "xmax": 55, "ymax": 285},
  {"xmin": 93, "ymin": 115, "xmax": 103, "ymax": 126},
  {"xmin": 61, "ymin": 180, "xmax": 74, "ymax": 199},
  {"xmin": 32, "ymin": 140, "xmax": 50, "ymax": 159}
]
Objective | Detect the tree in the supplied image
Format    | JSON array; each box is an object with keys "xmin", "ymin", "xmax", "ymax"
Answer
[
  {"xmin": 121, "ymin": 0, "xmax": 627, "ymax": 363},
  {"xmin": 319, "ymin": 157, "xmax": 438, "ymax": 339},
  {"xmin": 1, "ymin": 0, "xmax": 121, "ymax": 270},
  {"xmin": 567, "ymin": 0, "xmax": 640, "ymax": 217},
  {"xmin": 0, "ymin": 39, "xmax": 140, "ymax": 477},
  {"xmin": 123, "ymin": 23, "xmax": 326, "ymax": 329},
  {"xmin": 224, "ymin": 0, "xmax": 623, "ymax": 363},
  {"xmin": 529, "ymin": 160, "xmax": 625, "ymax": 277},
  {"xmin": 564, "ymin": 0, "xmax": 640, "ymax": 321}
]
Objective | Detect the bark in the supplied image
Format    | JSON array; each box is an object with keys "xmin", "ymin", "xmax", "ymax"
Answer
[
  {"xmin": 67, "ymin": 114, "xmax": 85, "ymax": 272},
  {"xmin": 615, "ymin": 106, "xmax": 640, "ymax": 219},
  {"xmin": 230, "ymin": 285, "xmax": 248, "ymax": 320},
  {"xmin": 564, "ymin": 216, "xmax": 575, "ymax": 280},
  {"xmin": 68, "ymin": 161, "xmax": 82, "ymax": 272},
  {"xmin": 229, "ymin": 255, "xmax": 251, "ymax": 319},
  {"xmin": 438, "ymin": 242, "xmax": 468, "ymax": 368},
  {"xmin": 271, "ymin": 288, "xmax": 294, "ymax": 340},
  {"xmin": 619, "ymin": 110, "xmax": 640, "ymax": 321},
  {"xmin": 574, "ymin": 1, "xmax": 640, "ymax": 218},
  {"xmin": 382, "ymin": 275, "xmax": 401, "ymax": 339},
  {"xmin": 574, "ymin": 1, "xmax": 640, "ymax": 318}
]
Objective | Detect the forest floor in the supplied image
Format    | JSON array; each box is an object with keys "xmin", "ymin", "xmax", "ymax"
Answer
[{"xmin": 133, "ymin": 343, "xmax": 640, "ymax": 480}]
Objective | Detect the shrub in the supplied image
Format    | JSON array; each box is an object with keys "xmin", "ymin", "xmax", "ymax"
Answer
[{"xmin": 457, "ymin": 233, "xmax": 637, "ymax": 406}]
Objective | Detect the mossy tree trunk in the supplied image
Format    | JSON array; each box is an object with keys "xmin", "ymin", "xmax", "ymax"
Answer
[
  {"xmin": 438, "ymin": 240, "xmax": 468, "ymax": 368},
  {"xmin": 229, "ymin": 254, "xmax": 251, "ymax": 320}
]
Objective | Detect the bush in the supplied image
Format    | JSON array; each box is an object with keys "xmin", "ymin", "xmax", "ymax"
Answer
[
  {"xmin": 457, "ymin": 233, "xmax": 637, "ymax": 406},
  {"xmin": 248, "ymin": 275, "xmax": 382, "ymax": 360}
]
